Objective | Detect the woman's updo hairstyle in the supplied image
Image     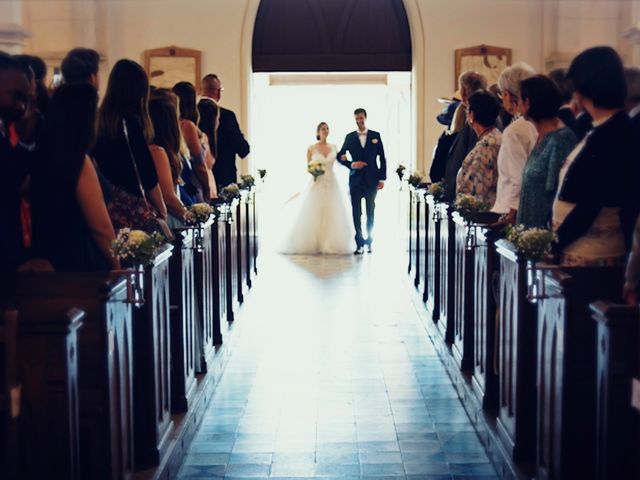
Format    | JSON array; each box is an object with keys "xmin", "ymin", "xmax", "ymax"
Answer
[{"xmin": 316, "ymin": 122, "xmax": 328, "ymax": 141}]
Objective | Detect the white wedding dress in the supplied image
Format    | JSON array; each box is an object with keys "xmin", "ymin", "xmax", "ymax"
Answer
[{"xmin": 280, "ymin": 144, "xmax": 354, "ymax": 254}]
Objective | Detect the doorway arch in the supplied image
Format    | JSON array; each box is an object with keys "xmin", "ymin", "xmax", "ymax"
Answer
[{"xmin": 240, "ymin": 0, "xmax": 426, "ymax": 172}]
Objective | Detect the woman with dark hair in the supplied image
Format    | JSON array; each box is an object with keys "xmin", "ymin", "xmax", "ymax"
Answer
[
  {"xmin": 30, "ymin": 83, "xmax": 119, "ymax": 271},
  {"xmin": 172, "ymin": 81, "xmax": 216, "ymax": 200},
  {"xmin": 552, "ymin": 46, "xmax": 639, "ymax": 266},
  {"xmin": 516, "ymin": 75, "xmax": 577, "ymax": 229},
  {"xmin": 456, "ymin": 91, "xmax": 502, "ymax": 206},
  {"xmin": 93, "ymin": 59, "xmax": 167, "ymax": 229},
  {"xmin": 148, "ymin": 89, "xmax": 188, "ymax": 227}
]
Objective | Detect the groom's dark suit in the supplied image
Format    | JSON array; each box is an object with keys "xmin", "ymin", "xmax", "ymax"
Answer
[{"xmin": 337, "ymin": 130, "xmax": 387, "ymax": 248}]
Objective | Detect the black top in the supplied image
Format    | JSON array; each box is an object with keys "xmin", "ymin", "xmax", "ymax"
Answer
[
  {"xmin": 214, "ymin": 106, "xmax": 250, "ymax": 187},
  {"xmin": 442, "ymin": 123, "xmax": 477, "ymax": 202},
  {"xmin": 0, "ymin": 133, "xmax": 31, "ymax": 271},
  {"xmin": 337, "ymin": 130, "xmax": 387, "ymax": 189},
  {"xmin": 429, "ymin": 130, "xmax": 458, "ymax": 183},
  {"xmin": 554, "ymin": 111, "xmax": 640, "ymax": 253},
  {"xmin": 558, "ymin": 107, "xmax": 593, "ymax": 142},
  {"xmin": 197, "ymin": 98, "xmax": 218, "ymax": 158},
  {"xmin": 92, "ymin": 115, "xmax": 158, "ymax": 197}
]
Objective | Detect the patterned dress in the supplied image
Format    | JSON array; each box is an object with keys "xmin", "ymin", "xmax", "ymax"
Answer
[
  {"xmin": 456, "ymin": 128, "xmax": 502, "ymax": 206},
  {"xmin": 517, "ymin": 127, "xmax": 577, "ymax": 229}
]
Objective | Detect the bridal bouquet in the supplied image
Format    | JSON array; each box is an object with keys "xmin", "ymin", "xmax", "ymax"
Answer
[
  {"xmin": 428, "ymin": 181, "xmax": 446, "ymax": 201},
  {"xmin": 257, "ymin": 168, "xmax": 267, "ymax": 179},
  {"xmin": 185, "ymin": 202, "xmax": 215, "ymax": 225},
  {"xmin": 454, "ymin": 194, "xmax": 490, "ymax": 222},
  {"xmin": 111, "ymin": 228, "xmax": 165, "ymax": 267},
  {"xmin": 219, "ymin": 183, "xmax": 241, "ymax": 202},
  {"xmin": 407, "ymin": 171, "xmax": 424, "ymax": 188},
  {"xmin": 308, "ymin": 161, "xmax": 325, "ymax": 181},
  {"xmin": 506, "ymin": 225, "xmax": 556, "ymax": 262},
  {"xmin": 396, "ymin": 164, "xmax": 406, "ymax": 181},
  {"xmin": 240, "ymin": 174, "xmax": 255, "ymax": 190}
]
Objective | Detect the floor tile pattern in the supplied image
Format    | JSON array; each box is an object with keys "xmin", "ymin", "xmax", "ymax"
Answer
[{"xmin": 178, "ymin": 246, "xmax": 498, "ymax": 480}]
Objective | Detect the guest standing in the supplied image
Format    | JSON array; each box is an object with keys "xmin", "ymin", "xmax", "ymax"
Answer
[
  {"xmin": 442, "ymin": 71, "xmax": 487, "ymax": 201},
  {"xmin": 198, "ymin": 73, "xmax": 250, "ymax": 187},
  {"xmin": 61, "ymin": 47, "xmax": 100, "ymax": 88},
  {"xmin": 31, "ymin": 83, "xmax": 118, "ymax": 271},
  {"xmin": 491, "ymin": 63, "xmax": 538, "ymax": 224},
  {"xmin": 552, "ymin": 47, "xmax": 639, "ymax": 266},
  {"xmin": 93, "ymin": 59, "xmax": 167, "ymax": 230},
  {"xmin": 517, "ymin": 75, "xmax": 577, "ymax": 229},
  {"xmin": 549, "ymin": 68, "xmax": 592, "ymax": 141},
  {"xmin": 455, "ymin": 91, "xmax": 502, "ymax": 206}
]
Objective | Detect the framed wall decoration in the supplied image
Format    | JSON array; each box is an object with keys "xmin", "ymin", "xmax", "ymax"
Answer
[
  {"xmin": 454, "ymin": 44, "xmax": 512, "ymax": 89},
  {"xmin": 143, "ymin": 46, "xmax": 202, "ymax": 91}
]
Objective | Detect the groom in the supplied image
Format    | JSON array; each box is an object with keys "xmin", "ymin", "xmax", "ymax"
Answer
[{"xmin": 338, "ymin": 108, "xmax": 387, "ymax": 254}]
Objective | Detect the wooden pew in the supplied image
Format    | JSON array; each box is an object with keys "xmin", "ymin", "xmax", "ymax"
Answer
[
  {"xmin": 224, "ymin": 201, "xmax": 240, "ymax": 323},
  {"xmin": 133, "ymin": 244, "xmax": 174, "ymax": 470},
  {"xmin": 245, "ymin": 189, "xmax": 257, "ymax": 284},
  {"xmin": 212, "ymin": 205, "xmax": 229, "ymax": 338},
  {"xmin": 535, "ymin": 266, "xmax": 623, "ymax": 480},
  {"xmin": 251, "ymin": 189, "xmax": 259, "ymax": 276},
  {"xmin": 1, "ymin": 307, "xmax": 83, "ymax": 480},
  {"xmin": 415, "ymin": 190, "xmax": 427, "ymax": 291},
  {"xmin": 471, "ymin": 220, "xmax": 500, "ymax": 410},
  {"xmin": 590, "ymin": 301, "xmax": 640, "ymax": 480},
  {"xmin": 495, "ymin": 240, "xmax": 537, "ymax": 466},
  {"xmin": 1, "ymin": 274, "xmax": 134, "ymax": 480},
  {"xmin": 169, "ymin": 229, "xmax": 197, "ymax": 412},
  {"xmin": 437, "ymin": 202, "xmax": 455, "ymax": 343},
  {"xmin": 236, "ymin": 194, "xmax": 247, "ymax": 303},
  {"xmin": 452, "ymin": 211, "xmax": 474, "ymax": 371},
  {"xmin": 193, "ymin": 218, "xmax": 217, "ymax": 372},
  {"xmin": 424, "ymin": 195, "xmax": 440, "ymax": 322},
  {"xmin": 407, "ymin": 188, "xmax": 414, "ymax": 275}
]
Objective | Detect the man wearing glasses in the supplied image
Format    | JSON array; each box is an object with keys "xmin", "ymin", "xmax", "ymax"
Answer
[{"xmin": 199, "ymin": 74, "xmax": 250, "ymax": 187}]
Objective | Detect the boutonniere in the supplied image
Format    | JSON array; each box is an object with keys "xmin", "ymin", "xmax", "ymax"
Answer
[{"xmin": 371, "ymin": 138, "xmax": 379, "ymax": 144}]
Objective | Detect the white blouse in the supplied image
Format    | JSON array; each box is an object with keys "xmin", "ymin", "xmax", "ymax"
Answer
[{"xmin": 491, "ymin": 116, "xmax": 538, "ymax": 214}]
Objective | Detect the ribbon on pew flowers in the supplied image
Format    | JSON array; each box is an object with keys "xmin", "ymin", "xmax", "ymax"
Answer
[
  {"xmin": 185, "ymin": 203, "xmax": 215, "ymax": 252},
  {"xmin": 240, "ymin": 174, "xmax": 256, "ymax": 190},
  {"xmin": 110, "ymin": 228, "xmax": 166, "ymax": 306},
  {"xmin": 454, "ymin": 194, "xmax": 490, "ymax": 250},
  {"xmin": 506, "ymin": 225, "xmax": 557, "ymax": 301}
]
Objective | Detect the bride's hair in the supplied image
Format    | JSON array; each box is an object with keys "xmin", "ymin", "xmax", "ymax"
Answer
[{"xmin": 316, "ymin": 122, "xmax": 328, "ymax": 141}]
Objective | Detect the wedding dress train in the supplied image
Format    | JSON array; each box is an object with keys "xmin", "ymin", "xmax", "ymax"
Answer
[{"xmin": 280, "ymin": 144, "xmax": 354, "ymax": 254}]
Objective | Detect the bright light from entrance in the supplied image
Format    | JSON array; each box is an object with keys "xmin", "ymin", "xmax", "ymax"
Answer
[{"xmin": 250, "ymin": 71, "xmax": 412, "ymax": 250}]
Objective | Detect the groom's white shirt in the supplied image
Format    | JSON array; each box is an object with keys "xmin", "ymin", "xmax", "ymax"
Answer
[{"xmin": 357, "ymin": 129, "xmax": 368, "ymax": 148}]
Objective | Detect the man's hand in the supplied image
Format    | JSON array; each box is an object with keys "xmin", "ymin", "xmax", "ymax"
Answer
[
  {"xmin": 377, "ymin": 181, "xmax": 385, "ymax": 190},
  {"xmin": 351, "ymin": 161, "xmax": 368, "ymax": 170},
  {"xmin": 340, "ymin": 154, "xmax": 348, "ymax": 161}
]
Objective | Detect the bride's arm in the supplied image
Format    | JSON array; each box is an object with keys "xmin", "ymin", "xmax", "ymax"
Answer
[
  {"xmin": 307, "ymin": 147, "xmax": 312, "ymax": 164},
  {"xmin": 337, "ymin": 135, "xmax": 351, "ymax": 169}
]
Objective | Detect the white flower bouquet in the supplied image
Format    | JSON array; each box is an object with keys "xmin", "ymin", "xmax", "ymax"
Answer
[
  {"xmin": 185, "ymin": 202, "xmax": 214, "ymax": 225},
  {"xmin": 257, "ymin": 168, "xmax": 267, "ymax": 179},
  {"xmin": 454, "ymin": 194, "xmax": 490, "ymax": 222},
  {"xmin": 240, "ymin": 174, "xmax": 256, "ymax": 190},
  {"xmin": 308, "ymin": 161, "xmax": 325, "ymax": 181},
  {"xmin": 407, "ymin": 171, "xmax": 424, "ymax": 188},
  {"xmin": 428, "ymin": 181, "xmax": 446, "ymax": 201},
  {"xmin": 111, "ymin": 228, "xmax": 165, "ymax": 267},
  {"xmin": 506, "ymin": 225, "xmax": 556, "ymax": 262},
  {"xmin": 219, "ymin": 183, "xmax": 241, "ymax": 202}
]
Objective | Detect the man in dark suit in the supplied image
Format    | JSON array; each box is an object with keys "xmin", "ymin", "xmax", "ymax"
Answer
[
  {"xmin": 337, "ymin": 108, "xmax": 386, "ymax": 254},
  {"xmin": 198, "ymin": 74, "xmax": 250, "ymax": 188}
]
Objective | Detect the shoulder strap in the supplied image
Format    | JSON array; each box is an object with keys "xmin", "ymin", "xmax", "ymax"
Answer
[{"xmin": 123, "ymin": 119, "xmax": 151, "ymax": 209}]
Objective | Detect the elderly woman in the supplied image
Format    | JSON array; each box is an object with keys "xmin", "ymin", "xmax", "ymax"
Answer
[
  {"xmin": 491, "ymin": 63, "xmax": 538, "ymax": 224},
  {"xmin": 553, "ymin": 47, "xmax": 639, "ymax": 266},
  {"xmin": 456, "ymin": 91, "xmax": 502, "ymax": 206},
  {"xmin": 517, "ymin": 75, "xmax": 577, "ymax": 229}
]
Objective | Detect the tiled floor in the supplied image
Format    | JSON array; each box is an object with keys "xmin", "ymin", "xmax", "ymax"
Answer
[{"xmin": 178, "ymin": 236, "xmax": 498, "ymax": 479}]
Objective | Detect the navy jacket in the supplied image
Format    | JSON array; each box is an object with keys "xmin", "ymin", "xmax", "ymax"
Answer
[{"xmin": 337, "ymin": 130, "xmax": 387, "ymax": 189}]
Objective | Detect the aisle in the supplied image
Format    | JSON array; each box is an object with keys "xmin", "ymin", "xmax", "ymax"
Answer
[{"xmin": 178, "ymin": 245, "xmax": 498, "ymax": 479}]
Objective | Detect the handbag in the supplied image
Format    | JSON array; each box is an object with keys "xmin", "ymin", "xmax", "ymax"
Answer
[{"xmin": 105, "ymin": 119, "xmax": 174, "ymax": 241}]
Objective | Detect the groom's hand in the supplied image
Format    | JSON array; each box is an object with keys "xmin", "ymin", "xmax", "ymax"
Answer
[
  {"xmin": 377, "ymin": 181, "xmax": 385, "ymax": 190},
  {"xmin": 352, "ymin": 161, "xmax": 368, "ymax": 170}
]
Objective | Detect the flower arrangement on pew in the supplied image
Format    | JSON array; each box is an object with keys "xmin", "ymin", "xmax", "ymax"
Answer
[
  {"xmin": 396, "ymin": 164, "xmax": 406, "ymax": 181},
  {"xmin": 240, "ymin": 174, "xmax": 255, "ymax": 190},
  {"xmin": 407, "ymin": 171, "xmax": 424, "ymax": 188},
  {"xmin": 454, "ymin": 194, "xmax": 490, "ymax": 223},
  {"xmin": 185, "ymin": 203, "xmax": 215, "ymax": 252},
  {"xmin": 428, "ymin": 181, "xmax": 446, "ymax": 202},
  {"xmin": 111, "ymin": 228, "xmax": 165, "ymax": 306},
  {"xmin": 257, "ymin": 168, "xmax": 267, "ymax": 180},
  {"xmin": 219, "ymin": 183, "xmax": 241, "ymax": 202},
  {"xmin": 308, "ymin": 161, "xmax": 325, "ymax": 181},
  {"xmin": 506, "ymin": 225, "xmax": 556, "ymax": 262}
]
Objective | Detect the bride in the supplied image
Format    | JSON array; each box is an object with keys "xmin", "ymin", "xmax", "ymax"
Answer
[{"xmin": 280, "ymin": 122, "xmax": 354, "ymax": 254}]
